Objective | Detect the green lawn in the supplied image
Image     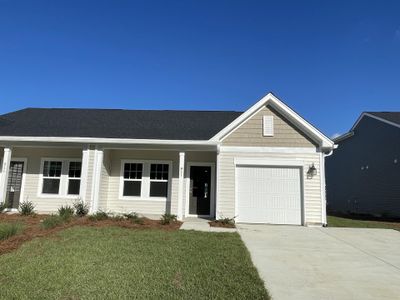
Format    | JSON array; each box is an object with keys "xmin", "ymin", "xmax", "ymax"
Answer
[
  {"xmin": 328, "ymin": 215, "xmax": 400, "ymax": 231},
  {"xmin": 0, "ymin": 227, "xmax": 269, "ymax": 299}
]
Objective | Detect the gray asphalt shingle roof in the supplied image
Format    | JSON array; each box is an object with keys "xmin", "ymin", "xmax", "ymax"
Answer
[
  {"xmin": 0, "ymin": 108, "xmax": 243, "ymax": 140},
  {"xmin": 367, "ymin": 112, "xmax": 400, "ymax": 126}
]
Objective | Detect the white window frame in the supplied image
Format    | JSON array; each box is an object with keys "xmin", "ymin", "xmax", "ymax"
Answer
[
  {"xmin": 119, "ymin": 159, "xmax": 172, "ymax": 201},
  {"xmin": 38, "ymin": 158, "xmax": 82, "ymax": 199},
  {"xmin": 121, "ymin": 162, "xmax": 144, "ymax": 198}
]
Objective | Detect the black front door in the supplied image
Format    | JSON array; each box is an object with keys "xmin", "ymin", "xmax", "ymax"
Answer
[
  {"xmin": 189, "ymin": 166, "xmax": 211, "ymax": 216},
  {"xmin": 6, "ymin": 161, "xmax": 25, "ymax": 209}
]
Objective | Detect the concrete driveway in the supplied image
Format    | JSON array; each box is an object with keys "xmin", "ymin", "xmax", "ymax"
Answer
[{"xmin": 238, "ymin": 224, "xmax": 400, "ymax": 300}]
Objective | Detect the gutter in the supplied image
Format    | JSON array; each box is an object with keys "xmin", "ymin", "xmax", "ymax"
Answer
[{"xmin": 0, "ymin": 136, "xmax": 219, "ymax": 146}]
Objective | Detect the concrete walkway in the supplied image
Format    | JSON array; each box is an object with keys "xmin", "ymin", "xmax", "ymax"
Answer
[
  {"xmin": 238, "ymin": 224, "xmax": 400, "ymax": 300},
  {"xmin": 180, "ymin": 218, "xmax": 237, "ymax": 232}
]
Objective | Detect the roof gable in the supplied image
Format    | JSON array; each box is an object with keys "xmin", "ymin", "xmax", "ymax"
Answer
[{"xmin": 211, "ymin": 93, "xmax": 334, "ymax": 149}]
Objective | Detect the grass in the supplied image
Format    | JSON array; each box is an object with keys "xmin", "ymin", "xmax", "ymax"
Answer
[
  {"xmin": 328, "ymin": 215, "xmax": 400, "ymax": 231},
  {"xmin": 41, "ymin": 215, "xmax": 66, "ymax": 229},
  {"xmin": 0, "ymin": 227, "xmax": 269, "ymax": 299},
  {"xmin": 0, "ymin": 223, "xmax": 23, "ymax": 240}
]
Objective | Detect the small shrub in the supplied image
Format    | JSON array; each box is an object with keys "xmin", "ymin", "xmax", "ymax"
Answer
[
  {"xmin": 109, "ymin": 214, "xmax": 124, "ymax": 221},
  {"xmin": 58, "ymin": 205, "xmax": 74, "ymax": 221},
  {"xmin": 19, "ymin": 200, "xmax": 35, "ymax": 216},
  {"xmin": 0, "ymin": 223, "xmax": 23, "ymax": 240},
  {"xmin": 124, "ymin": 212, "xmax": 144, "ymax": 224},
  {"xmin": 41, "ymin": 215, "xmax": 64, "ymax": 229},
  {"xmin": 73, "ymin": 200, "xmax": 89, "ymax": 217},
  {"xmin": 210, "ymin": 216, "xmax": 236, "ymax": 228},
  {"xmin": 88, "ymin": 210, "xmax": 109, "ymax": 221},
  {"xmin": 160, "ymin": 213, "xmax": 177, "ymax": 225},
  {"xmin": 217, "ymin": 217, "xmax": 235, "ymax": 226}
]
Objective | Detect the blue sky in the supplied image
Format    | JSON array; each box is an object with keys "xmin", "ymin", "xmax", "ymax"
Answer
[{"xmin": 1, "ymin": 0, "xmax": 399, "ymax": 137}]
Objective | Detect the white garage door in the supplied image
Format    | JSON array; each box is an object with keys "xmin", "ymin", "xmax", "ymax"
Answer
[{"xmin": 236, "ymin": 165, "xmax": 302, "ymax": 225}]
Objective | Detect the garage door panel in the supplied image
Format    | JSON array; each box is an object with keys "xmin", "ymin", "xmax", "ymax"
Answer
[{"xmin": 236, "ymin": 166, "xmax": 302, "ymax": 225}]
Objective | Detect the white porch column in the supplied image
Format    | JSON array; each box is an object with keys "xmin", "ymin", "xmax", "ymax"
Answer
[
  {"xmin": 177, "ymin": 152, "xmax": 185, "ymax": 220},
  {"xmin": 90, "ymin": 147, "xmax": 103, "ymax": 213},
  {"xmin": 80, "ymin": 145, "xmax": 90, "ymax": 204},
  {"xmin": 0, "ymin": 148, "xmax": 12, "ymax": 204},
  {"xmin": 215, "ymin": 146, "xmax": 221, "ymax": 219}
]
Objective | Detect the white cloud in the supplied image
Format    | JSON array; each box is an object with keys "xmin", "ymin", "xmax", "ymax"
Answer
[{"xmin": 331, "ymin": 133, "xmax": 341, "ymax": 139}]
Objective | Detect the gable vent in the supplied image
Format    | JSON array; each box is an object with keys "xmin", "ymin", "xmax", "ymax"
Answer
[{"xmin": 263, "ymin": 115, "xmax": 274, "ymax": 136}]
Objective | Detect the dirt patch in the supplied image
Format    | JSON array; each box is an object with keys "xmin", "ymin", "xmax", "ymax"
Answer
[
  {"xmin": 0, "ymin": 214, "xmax": 182, "ymax": 256},
  {"xmin": 209, "ymin": 221, "xmax": 236, "ymax": 228}
]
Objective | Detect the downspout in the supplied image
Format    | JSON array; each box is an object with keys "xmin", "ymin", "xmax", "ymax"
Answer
[{"xmin": 321, "ymin": 146, "xmax": 336, "ymax": 226}]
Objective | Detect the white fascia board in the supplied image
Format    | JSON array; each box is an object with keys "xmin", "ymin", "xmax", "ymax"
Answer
[
  {"xmin": 351, "ymin": 113, "xmax": 400, "ymax": 131},
  {"xmin": 210, "ymin": 92, "xmax": 335, "ymax": 149},
  {"xmin": 220, "ymin": 146, "xmax": 317, "ymax": 154},
  {"xmin": 0, "ymin": 136, "xmax": 218, "ymax": 146}
]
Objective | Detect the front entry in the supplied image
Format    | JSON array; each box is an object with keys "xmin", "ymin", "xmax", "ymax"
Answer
[
  {"xmin": 189, "ymin": 166, "xmax": 211, "ymax": 216},
  {"xmin": 5, "ymin": 161, "xmax": 25, "ymax": 209}
]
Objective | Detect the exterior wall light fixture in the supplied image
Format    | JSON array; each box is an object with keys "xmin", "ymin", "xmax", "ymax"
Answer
[{"xmin": 307, "ymin": 163, "xmax": 317, "ymax": 178}]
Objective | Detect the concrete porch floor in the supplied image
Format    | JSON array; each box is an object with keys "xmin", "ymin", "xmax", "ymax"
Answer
[{"xmin": 180, "ymin": 217, "xmax": 237, "ymax": 232}]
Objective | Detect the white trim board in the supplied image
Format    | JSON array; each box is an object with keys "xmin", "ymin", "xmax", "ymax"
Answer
[
  {"xmin": 220, "ymin": 146, "xmax": 317, "ymax": 154},
  {"xmin": 0, "ymin": 136, "xmax": 218, "ymax": 146},
  {"xmin": 211, "ymin": 92, "xmax": 334, "ymax": 149}
]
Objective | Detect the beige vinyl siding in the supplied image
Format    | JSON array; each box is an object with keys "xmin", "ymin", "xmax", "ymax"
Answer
[
  {"xmin": 12, "ymin": 147, "xmax": 85, "ymax": 213},
  {"xmin": 106, "ymin": 149, "xmax": 179, "ymax": 216},
  {"xmin": 103, "ymin": 150, "xmax": 217, "ymax": 217},
  {"xmin": 217, "ymin": 151, "xmax": 323, "ymax": 224},
  {"xmin": 222, "ymin": 105, "xmax": 317, "ymax": 147}
]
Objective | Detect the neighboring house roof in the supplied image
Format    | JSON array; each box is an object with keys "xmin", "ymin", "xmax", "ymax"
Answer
[
  {"xmin": 0, "ymin": 108, "xmax": 242, "ymax": 140},
  {"xmin": 364, "ymin": 112, "xmax": 400, "ymax": 127},
  {"xmin": 334, "ymin": 111, "xmax": 400, "ymax": 143}
]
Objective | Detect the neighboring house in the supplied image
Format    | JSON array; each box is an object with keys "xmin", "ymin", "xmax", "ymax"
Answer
[
  {"xmin": 326, "ymin": 112, "xmax": 400, "ymax": 218},
  {"xmin": 0, "ymin": 93, "xmax": 334, "ymax": 226}
]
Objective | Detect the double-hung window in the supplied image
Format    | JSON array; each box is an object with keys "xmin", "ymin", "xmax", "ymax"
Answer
[
  {"xmin": 123, "ymin": 163, "xmax": 143, "ymax": 197},
  {"xmin": 120, "ymin": 161, "xmax": 171, "ymax": 200},
  {"xmin": 67, "ymin": 162, "xmax": 82, "ymax": 195},
  {"xmin": 42, "ymin": 161, "xmax": 62, "ymax": 194},
  {"xmin": 40, "ymin": 159, "xmax": 82, "ymax": 197},
  {"xmin": 150, "ymin": 164, "xmax": 169, "ymax": 197}
]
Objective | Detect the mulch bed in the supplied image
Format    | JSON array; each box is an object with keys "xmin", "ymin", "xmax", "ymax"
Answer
[
  {"xmin": 208, "ymin": 221, "xmax": 236, "ymax": 228},
  {"xmin": 0, "ymin": 214, "xmax": 182, "ymax": 256}
]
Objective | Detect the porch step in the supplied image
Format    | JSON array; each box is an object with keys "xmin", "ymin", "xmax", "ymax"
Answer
[{"xmin": 180, "ymin": 218, "xmax": 237, "ymax": 233}]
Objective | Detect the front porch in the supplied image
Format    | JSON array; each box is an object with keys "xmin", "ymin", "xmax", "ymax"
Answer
[{"xmin": 0, "ymin": 144, "xmax": 218, "ymax": 220}]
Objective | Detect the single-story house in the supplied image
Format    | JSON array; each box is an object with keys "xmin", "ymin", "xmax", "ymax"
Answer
[
  {"xmin": 326, "ymin": 112, "xmax": 400, "ymax": 218},
  {"xmin": 0, "ymin": 93, "xmax": 335, "ymax": 226}
]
